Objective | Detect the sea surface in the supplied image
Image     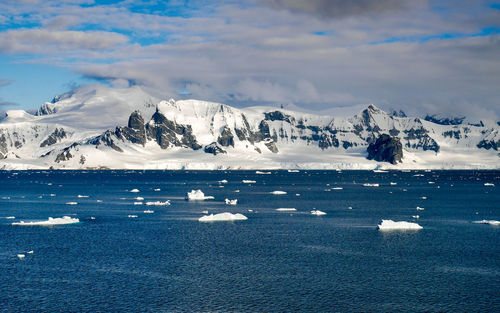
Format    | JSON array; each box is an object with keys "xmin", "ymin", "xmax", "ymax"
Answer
[{"xmin": 0, "ymin": 170, "xmax": 499, "ymax": 312}]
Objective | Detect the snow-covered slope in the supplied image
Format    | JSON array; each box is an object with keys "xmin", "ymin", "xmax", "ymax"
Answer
[{"xmin": 0, "ymin": 85, "xmax": 498, "ymax": 170}]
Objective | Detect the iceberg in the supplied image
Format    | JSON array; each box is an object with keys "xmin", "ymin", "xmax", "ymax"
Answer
[
  {"xmin": 186, "ymin": 189, "xmax": 214, "ymax": 200},
  {"xmin": 276, "ymin": 208, "xmax": 296, "ymax": 211},
  {"xmin": 288, "ymin": 170, "xmax": 300, "ymax": 173},
  {"xmin": 143, "ymin": 210, "xmax": 154, "ymax": 214},
  {"xmin": 66, "ymin": 202, "xmax": 78, "ymax": 205},
  {"xmin": 331, "ymin": 187, "xmax": 343, "ymax": 190},
  {"xmin": 198, "ymin": 212, "xmax": 248, "ymax": 222},
  {"xmin": 412, "ymin": 215, "xmax": 420, "ymax": 219},
  {"xmin": 242, "ymin": 180, "xmax": 256, "ymax": 183},
  {"xmin": 390, "ymin": 182, "xmax": 397, "ymax": 186},
  {"xmin": 377, "ymin": 219, "xmax": 423, "ymax": 231},
  {"xmin": 363, "ymin": 183, "xmax": 379, "ymax": 187},
  {"xmin": 135, "ymin": 196, "xmax": 144, "ymax": 201},
  {"xmin": 270, "ymin": 191, "xmax": 287, "ymax": 195},
  {"xmin": 17, "ymin": 254, "xmax": 25, "ymax": 259},
  {"xmin": 373, "ymin": 169, "xmax": 388, "ymax": 173},
  {"xmin": 133, "ymin": 202, "xmax": 143, "ymax": 205},
  {"xmin": 130, "ymin": 189, "xmax": 140, "ymax": 193},
  {"xmin": 473, "ymin": 220, "xmax": 500, "ymax": 225},
  {"xmin": 3, "ymin": 216, "xmax": 15, "ymax": 219},
  {"xmin": 311, "ymin": 210, "xmax": 327, "ymax": 216},
  {"xmin": 484, "ymin": 183, "xmax": 495, "ymax": 187},
  {"xmin": 145, "ymin": 200, "xmax": 171, "ymax": 206},
  {"xmin": 128, "ymin": 215, "xmax": 138, "ymax": 218},
  {"xmin": 218, "ymin": 179, "xmax": 228, "ymax": 184},
  {"xmin": 77, "ymin": 195, "xmax": 89, "ymax": 198},
  {"xmin": 225, "ymin": 198, "xmax": 238, "ymax": 205},
  {"xmin": 256, "ymin": 171, "xmax": 271, "ymax": 174},
  {"xmin": 416, "ymin": 207, "xmax": 425, "ymax": 211},
  {"xmin": 154, "ymin": 188, "xmax": 161, "ymax": 191},
  {"xmin": 12, "ymin": 216, "xmax": 80, "ymax": 226}
]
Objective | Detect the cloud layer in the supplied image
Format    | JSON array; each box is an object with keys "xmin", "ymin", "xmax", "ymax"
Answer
[{"xmin": 0, "ymin": 0, "xmax": 499, "ymax": 120}]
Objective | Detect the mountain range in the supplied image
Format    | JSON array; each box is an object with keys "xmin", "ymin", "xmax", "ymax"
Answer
[{"xmin": 1, "ymin": 85, "xmax": 499, "ymax": 170}]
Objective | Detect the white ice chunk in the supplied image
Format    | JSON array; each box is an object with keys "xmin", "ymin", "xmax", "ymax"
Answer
[
  {"xmin": 27, "ymin": 250, "xmax": 34, "ymax": 254},
  {"xmin": 143, "ymin": 210, "xmax": 154, "ymax": 214},
  {"xmin": 154, "ymin": 188, "xmax": 161, "ymax": 191},
  {"xmin": 96, "ymin": 200, "xmax": 103, "ymax": 203},
  {"xmin": 186, "ymin": 189, "xmax": 214, "ymax": 200},
  {"xmin": 390, "ymin": 182, "xmax": 397, "ymax": 186},
  {"xmin": 331, "ymin": 187, "xmax": 343, "ymax": 190},
  {"xmin": 256, "ymin": 171, "xmax": 271, "ymax": 174},
  {"xmin": 484, "ymin": 183, "xmax": 495, "ymax": 187},
  {"xmin": 373, "ymin": 170, "xmax": 388, "ymax": 173},
  {"xmin": 77, "ymin": 195, "xmax": 89, "ymax": 198},
  {"xmin": 270, "ymin": 191, "xmax": 287, "ymax": 195},
  {"xmin": 198, "ymin": 212, "xmax": 248, "ymax": 222},
  {"xmin": 135, "ymin": 197, "xmax": 144, "ymax": 201},
  {"xmin": 363, "ymin": 183, "xmax": 379, "ymax": 187},
  {"xmin": 3, "ymin": 216, "xmax": 15, "ymax": 219},
  {"xmin": 218, "ymin": 180, "xmax": 228, "ymax": 184},
  {"xmin": 311, "ymin": 210, "xmax": 327, "ymax": 216},
  {"xmin": 133, "ymin": 202, "xmax": 143, "ymax": 205},
  {"xmin": 145, "ymin": 200, "xmax": 171, "ymax": 206},
  {"xmin": 128, "ymin": 215, "xmax": 138, "ymax": 218},
  {"xmin": 377, "ymin": 219, "xmax": 423, "ymax": 231},
  {"xmin": 242, "ymin": 180, "xmax": 256, "ymax": 183},
  {"xmin": 416, "ymin": 207, "xmax": 425, "ymax": 211},
  {"xmin": 17, "ymin": 254, "xmax": 25, "ymax": 259},
  {"xmin": 420, "ymin": 196, "xmax": 427, "ymax": 200},
  {"xmin": 130, "ymin": 189, "xmax": 140, "ymax": 193},
  {"xmin": 225, "ymin": 199, "xmax": 238, "ymax": 205},
  {"xmin": 412, "ymin": 215, "xmax": 420, "ymax": 219},
  {"xmin": 276, "ymin": 208, "xmax": 296, "ymax": 211},
  {"xmin": 12, "ymin": 216, "xmax": 80, "ymax": 226},
  {"xmin": 473, "ymin": 220, "xmax": 500, "ymax": 225},
  {"xmin": 288, "ymin": 169, "xmax": 300, "ymax": 173},
  {"xmin": 66, "ymin": 202, "xmax": 78, "ymax": 205}
]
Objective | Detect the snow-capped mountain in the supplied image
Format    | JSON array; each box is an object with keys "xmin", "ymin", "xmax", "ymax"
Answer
[{"xmin": 0, "ymin": 85, "xmax": 499, "ymax": 170}]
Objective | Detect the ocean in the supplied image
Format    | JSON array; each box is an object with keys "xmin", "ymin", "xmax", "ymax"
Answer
[{"xmin": 1, "ymin": 170, "xmax": 499, "ymax": 312}]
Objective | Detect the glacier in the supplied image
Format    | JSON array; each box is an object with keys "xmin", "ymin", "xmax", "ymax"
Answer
[{"xmin": 0, "ymin": 84, "xmax": 499, "ymax": 170}]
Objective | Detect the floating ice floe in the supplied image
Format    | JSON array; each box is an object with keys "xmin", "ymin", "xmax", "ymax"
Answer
[
  {"xmin": 133, "ymin": 202, "xmax": 143, "ymax": 205},
  {"xmin": 96, "ymin": 200, "xmax": 103, "ymax": 203},
  {"xmin": 256, "ymin": 171, "xmax": 271, "ymax": 174},
  {"xmin": 3, "ymin": 216, "xmax": 15, "ymax": 219},
  {"xmin": 484, "ymin": 183, "xmax": 495, "ymax": 187},
  {"xmin": 50, "ymin": 194, "xmax": 56, "ymax": 197},
  {"xmin": 135, "ymin": 197, "xmax": 144, "ymax": 201},
  {"xmin": 377, "ymin": 219, "xmax": 423, "ymax": 231},
  {"xmin": 145, "ymin": 200, "xmax": 171, "ymax": 206},
  {"xmin": 242, "ymin": 180, "xmax": 256, "ymax": 184},
  {"xmin": 416, "ymin": 207, "xmax": 425, "ymax": 211},
  {"xmin": 77, "ymin": 195, "xmax": 89, "ymax": 198},
  {"xmin": 288, "ymin": 169, "xmax": 300, "ymax": 173},
  {"xmin": 412, "ymin": 215, "xmax": 420, "ymax": 219},
  {"xmin": 270, "ymin": 191, "xmax": 287, "ymax": 195},
  {"xmin": 390, "ymin": 182, "xmax": 397, "ymax": 186},
  {"xmin": 420, "ymin": 196, "xmax": 427, "ymax": 200},
  {"xmin": 154, "ymin": 188, "xmax": 161, "ymax": 191},
  {"xmin": 225, "ymin": 199, "xmax": 238, "ymax": 205},
  {"xmin": 17, "ymin": 254, "xmax": 25, "ymax": 259},
  {"xmin": 218, "ymin": 180, "xmax": 228, "ymax": 184},
  {"xmin": 348, "ymin": 206, "xmax": 353, "ymax": 210},
  {"xmin": 12, "ymin": 216, "xmax": 80, "ymax": 226},
  {"xmin": 413, "ymin": 174, "xmax": 424, "ymax": 177},
  {"xmin": 198, "ymin": 212, "xmax": 248, "ymax": 222},
  {"xmin": 66, "ymin": 202, "xmax": 78, "ymax": 205},
  {"xmin": 143, "ymin": 210, "xmax": 154, "ymax": 214},
  {"xmin": 234, "ymin": 190, "xmax": 240, "ymax": 193},
  {"xmin": 363, "ymin": 183, "xmax": 379, "ymax": 187},
  {"xmin": 186, "ymin": 190, "xmax": 214, "ymax": 200},
  {"xmin": 130, "ymin": 189, "xmax": 140, "ymax": 193},
  {"xmin": 311, "ymin": 210, "xmax": 326, "ymax": 216},
  {"xmin": 202, "ymin": 210, "xmax": 209, "ymax": 214},
  {"xmin": 428, "ymin": 182, "xmax": 435, "ymax": 184},
  {"xmin": 27, "ymin": 250, "xmax": 34, "ymax": 254},
  {"xmin": 473, "ymin": 220, "xmax": 500, "ymax": 225},
  {"xmin": 295, "ymin": 193, "xmax": 300, "ymax": 196},
  {"xmin": 276, "ymin": 208, "xmax": 296, "ymax": 211},
  {"xmin": 128, "ymin": 215, "xmax": 138, "ymax": 218},
  {"xmin": 331, "ymin": 187, "xmax": 343, "ymax": 190},
  {"xmin": 373, "ymin": 170, "xmax": 388, "ymax": 173}
]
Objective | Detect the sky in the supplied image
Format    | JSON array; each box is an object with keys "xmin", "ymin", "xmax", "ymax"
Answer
[{"xmin": 0, "ymin": 0, "xmax": 499, "ymax": 120}]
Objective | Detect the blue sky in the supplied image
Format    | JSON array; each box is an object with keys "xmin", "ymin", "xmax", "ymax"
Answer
[{"xmin": 0, "ymin": 0, "xmax": 499, "ymax": 119}]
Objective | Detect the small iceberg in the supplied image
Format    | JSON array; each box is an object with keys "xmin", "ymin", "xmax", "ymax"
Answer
[
  {"xmin": 288, "ymin": 169, "xmax": 300, "ymax": 173},
  {"xmin": 412, "ymin": 215, "xmax": 420, "ymax": 219},
  {"xmin": 484, "ymin": 183, "xmax": 495, "ymax": 187},
  {"xmin": 198, "ymin": 212, "xmax": 248, "ymax": 222},
  {"xmin": 154, "ymin": 188, "xmax": 161, "ymax": 191},
  {"xmin": 420, "ymin": 196, "xmax": 427, "ymax": 200},
  {"xmin": 331, "ymin": 187, "xmax": 343, "ymax": 190},
  {"xmin": 143, "ymin": 210, "xmax": 154, "ymax": 214},
  {"xmin": 186, "ymin": 190, "xmax": 214, "ymax": 201},
  {"xmin": 373, "ymin": 169, "xmax": 388, "ymax": 173},
  {"xmin": 12, "ymin": 216, "xmax": 80, "ymax": 226},
  {"xmin": 145, "ymin": 200, "xmax": 171, "ymax": 206},
  {"xmin": 225, "ymin": 199, "xmax": 238, "ymax": 205},
  {"xmin": 17, "ymin": 254, "xmax": 25, "ymax": 259},
  {"xmin": 256, "ymin": 171, "xmax": 271, "ymax": 174},
  {"xmin": 242, "ymin": 180, "xmax": 256, "ymax": 183},
  {"xmin": 128, "ymin": 215, "xmax": 138, "ymax": 218},
  {"xmin": 276, "ymin": 208, "xmax": 296, "ymax": 211},
  {"xmin": 130, "ymin": 189, "xmax": 140, "ymax": 193},
  {"xmin": 377, "ymin": 219, "xmax": 423, "ymax": 231},
  {"xmin": 428, "ymin": 181, "xmax": 435, "ymax": 184},
  {"xmin": 311, "ymin": 210, "xmax": 326, "ymax": 216},
  {"xmin": 473, "ymin": 220, "xmax": 500, "ymax": 225},
  {"xmin": 133, "ymin": 202, "xmax": 143, "ymax": 205},
  {"xmin": 218, "ymin": 179, "xmax": 228, "ymax": 184},
  {"xmin": 390, "ymin": 182, "xmax": 397, "ymax": 186},
  {"xmin": 3, "ymin": 216, "xmax": 15, "ymax": 219},
  {"xmin": 77, "ymin": 195, "xmax": 89, "ymax": 198},
  {"xmin": 416, "ymin": 207, "xmax": 425, "ymax": 211},
  {"xmin": 27, "ymin": 250, "xmax": 34, "ymax": 254},
  {"xmin": 270, "ymin": 191, "xmax": 287, "ymax": 195},
  {"xmin": 135, "ymin": 197, "xmax": 144, "ymax": 201},
  {"xmin": 363, "ymin": 183, "xmax": 379, "ymax": 187},
  {"xmin": 66, "ymin": 202, "xmax": 78, "ymax": 205}
]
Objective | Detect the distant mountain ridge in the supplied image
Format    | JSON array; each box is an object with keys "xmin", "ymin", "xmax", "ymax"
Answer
[{"xmin": 0, "ymin": 85, "xmax": 499, "ymax": 170}]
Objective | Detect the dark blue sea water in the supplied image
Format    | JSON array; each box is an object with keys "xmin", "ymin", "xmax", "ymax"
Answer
[{"xmin": 1, "ymin": 170, "xmax": 499, "ymax": 312}]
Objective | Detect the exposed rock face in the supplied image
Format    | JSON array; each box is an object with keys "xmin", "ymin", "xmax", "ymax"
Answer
[
  {"xmin": 0, "ymin": 133, "xmax": 7, "ymax": 159},
  {"xmin": 146, "ymin": 109, "xmax": 201, "ymax": 150},
  {"xmin": 217, "ymin": 126, "xmax": 235, "ymax": 147},
  {"xmin": 204, "ymin": 142, "xmax": 226, "ymax": 155},
  {"xmin": 115, "ymin": 111, "xmax": 146, "ymax": 146},
  {"xmin": 87, "ymin": 130, "xmax": 123, "ymax": 152},
  {"xmin": 477, "ymin": 139, "xmax": 500, "ymax": 150},
  {"xmin": 367, "ymin": 134, "xmax": 403, "ymax": 164},
  {"xmin": 424, "ymin": 115, "xmax": 464, "ymax": 125},
  {"xmin": 55, "ymin": 143, "xmax": 78, "ymax": 162},
  {"xmin": 40, "ymin": 128, "xmax": 67, "ymax": 147}
]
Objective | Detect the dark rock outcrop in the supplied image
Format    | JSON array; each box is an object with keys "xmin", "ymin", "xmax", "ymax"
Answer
[
  {"xmin": 0, "ymin": 133, "xmax": 7, "ymax": 159},
  {"xmin": 87, "ymin": 130, "xmax": 123, "ymax": 152},
  {"xmin": 204, "ymin": 142, "xmax": 226, "ymax": 155},
  {"xmin": 217, "ymin": 126, "xmax": 235, "ymax": 147},
  {"xmin": 477, "ymin": 139, "xmax": 499, "ymax": 150},
  {"xmin": 367, "ymin": 134, "xmax": 403, "ymax": 164},
  {"xmin": 115, "ymin": 111, "xmax": 146, "ymax": 146},
  {"xmin": 55, "ymin": 143, "xmax": 79, "ymax": 162},
  {"xmin": 40, "ymin": 128, "xmax": 67, "ymax": 147},
  {"xmin": 146, "ymin": 109, "xmax": 201, "ymax": 150},
  {"xmin": 424, "ymin": 115, "xmax": 464, "ymax": 125}
]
